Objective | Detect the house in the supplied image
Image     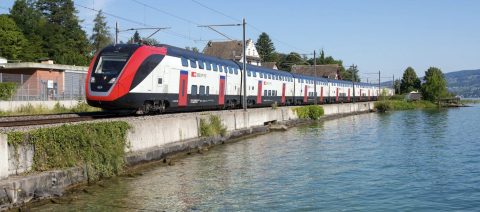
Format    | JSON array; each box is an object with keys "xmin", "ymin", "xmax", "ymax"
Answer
[
  {"xmin": 261, "ymin": 62, "xmax": 278, "ymax": 70},
  {"xmin": 0, "ymin": 59, "xmax": 88, "ymax": 100},
  {"xmin": 290, "ymin": 64, "xmax": 340, "ymax": 79},
  {"xmin": 405, "ymin": 91, "xmax": 422, "ymax": 101},
  {"xmin": 203, "ymin": 40, "xmax": 262, "ymax": 66}
]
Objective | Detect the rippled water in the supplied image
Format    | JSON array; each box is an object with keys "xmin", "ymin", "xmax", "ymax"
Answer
[{"xmin": 35, "ymin": 106, "xmax": 480, "ymax": 211}]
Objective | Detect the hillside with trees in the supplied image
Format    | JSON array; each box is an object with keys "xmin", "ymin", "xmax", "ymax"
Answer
[{"xmin": 444, "ymin": 69, "xmax": 480, "ymax": 98}]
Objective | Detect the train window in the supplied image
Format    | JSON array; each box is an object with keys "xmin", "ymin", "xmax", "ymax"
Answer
[
  {"xmin": 212, "ymin": 63, "xmax": 218, "ymax": 71},
  {"xmin": 189, "ymin": 59, "xmax": 197, "ymax": 68},
  {"xmin": 199, "ymin": 86, "xmax": 205, "ymax": 96},
  {"xmin": 268, "ymin": 74, "xmax": 271, "ymax": 79},
  {"xmin": 157, "ymin": 78, "xmax": 162, "ymax": 84},
  {"xmin": 205, "ymin": 61, "xmax": 211, "ymax": 70},
  {"xmin": 254, "ymin": 72, "xmax": 258, "ymax": 77},
  {"xmin": 198, "ymin": 60, "xmax": 204, "ymax": 69},
  {"xmin": 228, "ymin": 67, "xmax": 233, "ymax": 74},
  {"xmin": 206, "ymin": 86, "xmax": 210, "ymax": 95},
  {"xmin": 264, "ymin": 90, "xmax": 267, "ymax": 96},
  {"xmin": 181, "ymin": 57, "xmax": 188, "ymax": 67},
  {"xmin": 260, "ymin": 73, "xmax": 264, "ymax": 78},
  {"xmin": 234, "ymin": 68, "xmax": 238, "ymax": 75},
  {"xmin": 247, "ymin": 71, "xmax": 251, "ymax": 77},
  {"xmin": 268, "ymin": 90, "xmax": 272, "ymax": 96},
  {"xmin": 191, "ymin": 85, "xmax": 197, "ymax": 95}
]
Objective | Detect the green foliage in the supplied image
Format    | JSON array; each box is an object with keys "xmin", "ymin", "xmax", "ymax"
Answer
[
  {"xmin": 343, "ymin": 64, "xmax": 361, "ymax": 82},
  {"xmin": 400, "ymin": 67, "xmax": 421, "ymax": 94},
  {"xmin": 90, "ymin": 10, "xmax": 112, "ymax": 53},
  {"xmin": 128, "ymin": 31, "xmax": 141, "ymax": 44},
  {"xmin": 277, "ymin": 52, "xmax": 308, "ymax": 72},
  {"xmin": 0, "ymin": 82, "xmax": 17, "ymax": 100},
  {"xmin": 255, "ymin": 32, "xmax": 276, "ymax": 62},
  {"xmin": 375, "ymin": 100, "xmax": 436, "ymax": 112},
  {"xmin": 7, "ymin": 121, "xmax": 130, "ymax": 181},
  {"xmin": 0, "ymin": 15, "xmax": 28, "ymax": 60},
  {"xmin": 421, "ymin": 67, "xmax": 448, "ymax": 102},
  {"xmin": 199, "ymin": 115, "xmax": 227, "ymax": 137},
  {"xmin": 294, "ymin": 105, "xmax": 325, "ymax": 120}
]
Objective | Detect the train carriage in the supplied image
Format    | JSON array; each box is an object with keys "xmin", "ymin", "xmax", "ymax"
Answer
[{"xmin": 86, "ymin": 44, "xmax": 384, "ymax": 113}]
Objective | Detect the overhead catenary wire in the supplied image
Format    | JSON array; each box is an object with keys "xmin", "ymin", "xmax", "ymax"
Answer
[{"xmin": 75, "ymin": 2, "xmax": 197, "ymax": 42}]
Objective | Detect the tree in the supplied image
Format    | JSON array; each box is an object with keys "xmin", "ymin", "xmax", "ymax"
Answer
[
  {"xmin": 394, "ymin": 79, "xmax": 401, "ymax": 94},
  {"xmin": 128, "ymin": 31, "xmax": 141, "ymax": 44},
  {"xmin": 9, "ymin": 0, "xmax": 46, "ymax": 61},
  {"xmin": 36, "ymin": 0, "xmax": 90, "ymax": 65},
  {"xmin": 342, "ymin": 64, "xmax": 361, "ymax": 82},
  {"xmin": 255, "ymin": 32, "xmax": 276, "ymax": 62},
  {"xmin": 0, "ymin": 15, "xmax": 28, "ymax": 60},
  {"xmin": 277, "ymin": 52, "xmax": 307, "ymax": 72},
  {"xmin": 421, "ymin": 67, "xmax": 448, "ymax": 101},
  {"xmin": 400, "ymin": 67, "xmax": 421, "ymax": 94},
  {"xmin": 90, "ymin": 10, "xmax": 112, "ymax": 53}
]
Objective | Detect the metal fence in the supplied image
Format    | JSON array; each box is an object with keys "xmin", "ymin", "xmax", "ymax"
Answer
[{"xmin": 0, "ymin": 72, "xmax": 87, "ymax": 101}]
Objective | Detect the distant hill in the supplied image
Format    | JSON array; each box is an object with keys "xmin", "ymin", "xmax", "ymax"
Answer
[
  {"xmin": 377, "ymin": 69, "xmax": 480, "ymax": 97},
  {"xmin": 444, "ymin": 69, "xmax": 480, "ymax": 98}
]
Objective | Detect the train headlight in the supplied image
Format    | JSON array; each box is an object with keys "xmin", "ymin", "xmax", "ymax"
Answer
[
  {"xmin": 108, "ymin": 78, "xmax": 116, "ymax": 84},
  {"xmin": 90, "ymin": 77, "xmax": 95, "ymax": 83}
]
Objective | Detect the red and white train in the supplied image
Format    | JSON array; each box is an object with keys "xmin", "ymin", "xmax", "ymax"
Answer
[{"xmin": 86, "ymin": 44, "xmax": 383, "ymax": 113}]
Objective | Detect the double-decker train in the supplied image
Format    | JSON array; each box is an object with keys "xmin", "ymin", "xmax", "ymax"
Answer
[{"xmin": 86, "ymin": 44, "xmax": 385, "ymax": 113}]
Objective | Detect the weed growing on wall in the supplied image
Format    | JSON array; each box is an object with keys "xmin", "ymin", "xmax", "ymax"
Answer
[
  {"xmin": 0, "ymin": 82, "xmax": 16, "ymax": 100},
  {"xmin": 7, "ymin": 121, "xmax": 130, "ymax": 182},
  {"xmin": 294, "ymin": 105, "xmax": 325, "ymax": 120},
  {"xmin": 199, "ymin": 115, "xmax": 227, "ymax": 137}
]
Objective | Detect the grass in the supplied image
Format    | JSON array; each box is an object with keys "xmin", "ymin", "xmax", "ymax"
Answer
[
  {"xmin": 460, "ymin": 99, "xmax": 480, "ymax": 104},
  {"xmin": 199, "ymin": 115, "xmax": 227, "ymax": 137},
  {"xmin": 0, "ymin": 101, "xmax": 100, "ymax": 116},
  {"xmin": 374, "ymin": 100, "xmax": 437, "ymax": 112},
  {"xmin": 294, "ymin": 105, "xmax": 325, "ymax": 120}
]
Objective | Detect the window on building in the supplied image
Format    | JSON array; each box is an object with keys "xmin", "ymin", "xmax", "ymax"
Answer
[
  {"xmin": 190, "ymin": 59, "xmax": 197, "ymax": 68},
  {"xmin": 191, "ymin": 85, "xmax": 197, "ymax": 95},
  {"xmin": 157, "ymin": 78, "xmax": 162, "ymax": 84},
  {"xmin": 199, "ymin": 85, "xmax": 205, "ymax": 95},
  {"xmin": 181, "ymin": 57, "xmax": 188, "ymax": 67}
]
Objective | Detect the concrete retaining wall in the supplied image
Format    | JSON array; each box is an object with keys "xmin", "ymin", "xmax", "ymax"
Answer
[{"xmin": 0, "ymin": 100, "xmax": 84, "ymax": 112}]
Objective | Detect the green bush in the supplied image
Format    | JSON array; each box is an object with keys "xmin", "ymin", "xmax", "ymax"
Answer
[
  {"xmin": 8, "ymin": 121, "xmax": 130, "ymax": 182},
  {"xmin": 374, "ymin": 101, "xmax": 393, "ymax": 112},
  {"xmin": 295, "ymin": 105, "xmax": 325, "ymax": 120},
  {"xmin": 199, "ymin": 115, "xmax": 227, "ymax": 137},
  {"xmin": 375, "ymin": 100, "xmax": 436, "ymax": 112},
  {"xmin": 0, "ymin": 82, "xmax": 17, "ymax": 100}
]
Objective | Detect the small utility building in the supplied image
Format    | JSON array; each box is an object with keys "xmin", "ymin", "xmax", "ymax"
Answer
[{"xmin": 0, "ymin": 59, "xmax": 88, "ymax": 100}]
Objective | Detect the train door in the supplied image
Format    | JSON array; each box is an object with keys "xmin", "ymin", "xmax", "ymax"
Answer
[
  {"xmin": 336, "ymin": 87, "xmax": 339, "ymax": 102},
  {"xmin": 281, "ymin": 83, "xmax": 286, "ymax": 104},
  {"xmin": 219, "ymin": 75, "xmax": 225, "ymax": 105},
  {"xmin": 257, "ymin": 80, "xmax": 262, "ymax": 104},
  {"xmin": 348, "ymin": 88, "xmax": 351, "ymax": 102},
  {"xmin": 303, "ymin": 85, "xmax": 308, "ymax": 103},
  {"xmin": 178, "ymin": 70, "xmax": 188, "ymax": 107},
  {"xmin": 320, "ymin": 86, "xmax": 324, "ymax": 103}
]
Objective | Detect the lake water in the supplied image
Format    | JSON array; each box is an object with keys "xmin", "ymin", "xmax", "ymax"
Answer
[{"xmin": 34, "ymin": 105, "xmax": 480, "ymax": 211}]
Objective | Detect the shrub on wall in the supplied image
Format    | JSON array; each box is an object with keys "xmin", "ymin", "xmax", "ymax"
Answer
[
  {"xmin": 199, "ymin": 115, "xmax": 227, "ymax": 137},
  {"xmin": 8, "ymin": 121, "xmax": 130, "ymax": 181},
  {"xmin": 294, "ymin": 105, "xmax": 325, "ymax": 120},
  {"xmin": 0, "ymin": 82, "xmax": 17, "ymax": 100}
]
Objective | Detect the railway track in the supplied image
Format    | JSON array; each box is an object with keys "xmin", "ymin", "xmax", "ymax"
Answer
[{"xmin": 0, "ymin": 112, "xmax": 129, "ymax": 128}]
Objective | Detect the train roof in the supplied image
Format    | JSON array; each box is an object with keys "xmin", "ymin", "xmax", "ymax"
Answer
[{"xmin": 161, "ymin": 44, "xmax": 239, "ymax": 67}]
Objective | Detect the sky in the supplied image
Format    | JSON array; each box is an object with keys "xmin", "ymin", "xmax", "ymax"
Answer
[{"xmin": 1, "ymin": 0, "xmax": 479, "ymax": 82}]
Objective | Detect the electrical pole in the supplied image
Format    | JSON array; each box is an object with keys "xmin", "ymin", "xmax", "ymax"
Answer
[
  {"xmin": 115, "ymin": 21, "xmax": 118, "ymax": 45},
  {"xmin": 392, "ymin": 74, "xmax": 395, "ymax": 95},
  {"xmin": 314, "ymin": 50, "xmax": 317, "ymax": 105},
  {"xmin": 378, "ymin": 71, "xmax": 381, "ymax": 98},
  {"xmin": 352, "ymin": 65, "xmax": 355, "ymax": 103},
  {"xmin": 242, "ymin": 18, "xmax": 247, "ymax": 111}
]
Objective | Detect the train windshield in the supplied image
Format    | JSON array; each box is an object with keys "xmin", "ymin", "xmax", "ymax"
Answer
[{"xmin": 94, "ymin": 55, "xmax": 128, "ymax": 76}]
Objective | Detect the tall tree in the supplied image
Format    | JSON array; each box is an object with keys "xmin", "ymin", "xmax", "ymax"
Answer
[
  {"xmin": 0, "ymin": 15, "xmax": 28, "ymax": 60},
  {"xmin": 255, "ymin": 32, "xmax": 276, "ymax": 62},
  {"xmin": 36, "ymin": 0, "xmax": 90, "ymax": 65},
  {"xmin": 9, "ymin": 0, "xmax": 46, "ymax": 61},
  {"xmin": 400, "ymin": 67, "xmax": 421, "ymax": 94},
  {"xmin": 421, "ymin": 67, "xmax": 448, "ymax": 101},
  {"xmin": 128, "ymin": 31, "xmax": 141, "ymax": 44},
  {"xmin": 343, "ymin": 64, "xmax": 361, "ymax": 82},
  {"xmin": 90, "ymin": 10, "xmax": 112, "ymax": 53}
]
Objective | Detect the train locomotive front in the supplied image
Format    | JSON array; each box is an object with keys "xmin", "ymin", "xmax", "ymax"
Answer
[{"xmin": 86, "ymin": 44, "xmax": 168, "ymax": 112}]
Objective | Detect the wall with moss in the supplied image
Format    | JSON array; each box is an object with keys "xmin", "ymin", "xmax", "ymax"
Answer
[{"xmin": 7, "ymin": 121, "xmax": 130, "ymax": 181}]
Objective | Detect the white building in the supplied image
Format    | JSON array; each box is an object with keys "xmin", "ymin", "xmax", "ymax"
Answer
[{"xmin": 202, "ymin": 40, "xmax": 262, "ymax": 66}]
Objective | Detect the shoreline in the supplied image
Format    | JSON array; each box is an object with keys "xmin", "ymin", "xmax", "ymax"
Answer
[{"xmin": 0, "ymin": 103, "xmax": 374, "ymax": 210}]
